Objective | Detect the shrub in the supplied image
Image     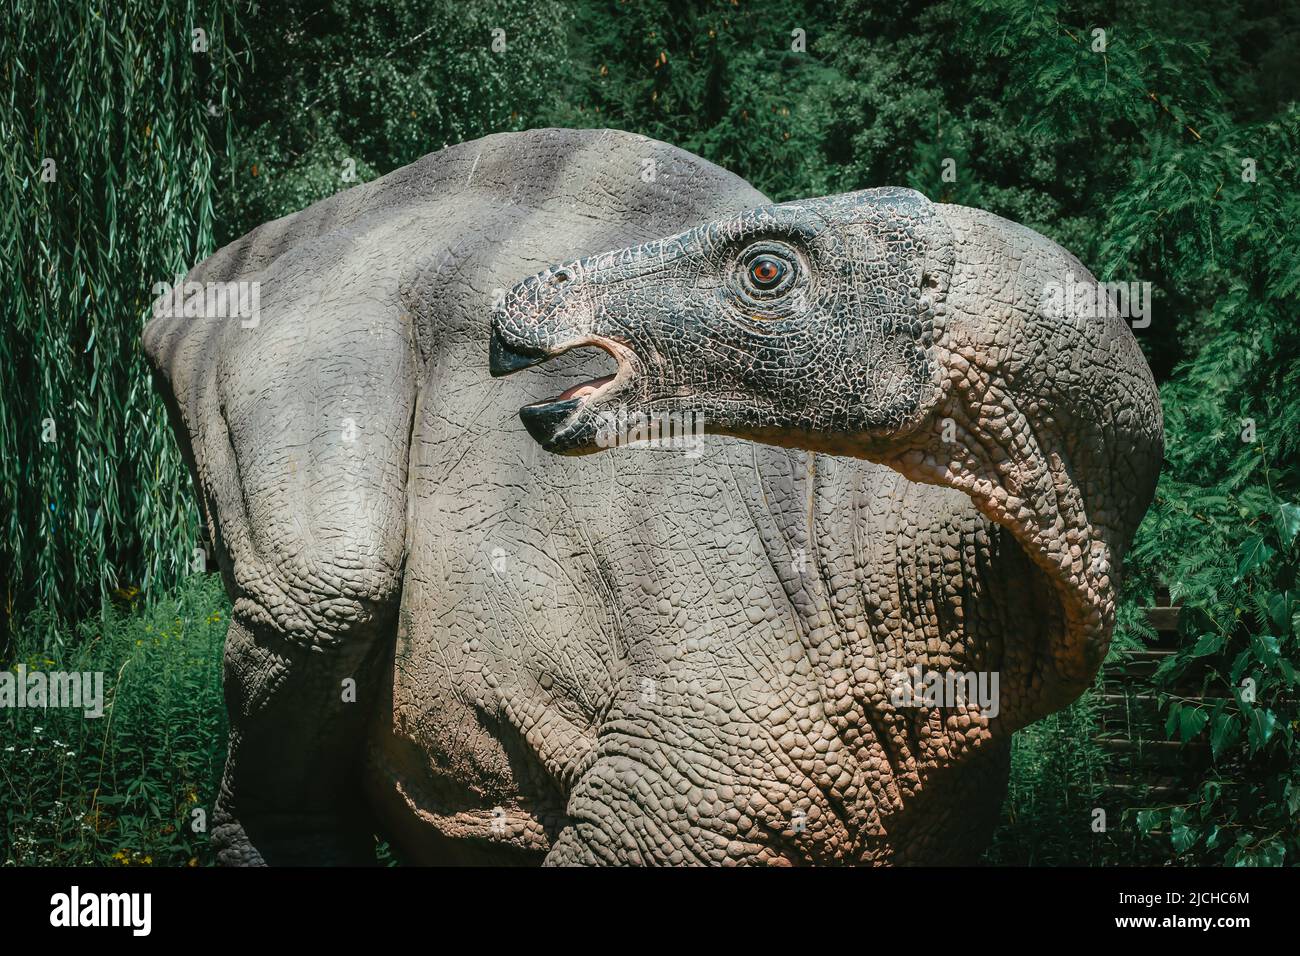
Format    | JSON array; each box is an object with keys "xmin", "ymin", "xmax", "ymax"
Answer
[{"xmin": 1, "ymin": 576, "xmax": 228, "ymax": 866}]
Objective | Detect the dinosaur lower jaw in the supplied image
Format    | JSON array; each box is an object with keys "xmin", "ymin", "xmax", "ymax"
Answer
[{"xmin": 516, "ymin": 372, "xmax": 620, "ymax": 447}]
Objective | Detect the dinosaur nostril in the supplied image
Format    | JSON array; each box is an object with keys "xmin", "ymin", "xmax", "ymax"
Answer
[{"xmin": 549, "ymin": 269, "xmax": 572, "ymax": 286}]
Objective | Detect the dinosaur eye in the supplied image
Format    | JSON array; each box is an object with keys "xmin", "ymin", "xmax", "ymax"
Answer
[
  {"xmin": 735, "ymin": 243, "xmax": 800, "ymax": 305},
  {"xmin": 749, "ymin": 256, "xmax": 785, "ymax": 287}
]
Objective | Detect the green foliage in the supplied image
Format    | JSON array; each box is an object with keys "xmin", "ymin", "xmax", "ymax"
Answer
[
  {"xmin": 2, "ymin": 0, "xmax": 241, "ymax": 637},
  {"xmin": 553, "ymin": 0, "xmax": 837, "ymax": 201},
  {"xmin": 0, "ymin": 576, "xmax": 228, "ymax": 866},
  {"xmin": 982, "ymin": 692, "xmax": 1109, "ymax": 865},
  {"xmin": 221, "ymin": 0, "xmax": 577, "ymax": 240},
  {"xmin": 952, "ymin": 0, "xmax": 1300, "ymax": 866}
]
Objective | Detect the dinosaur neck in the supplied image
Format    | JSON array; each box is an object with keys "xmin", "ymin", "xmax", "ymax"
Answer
[
  {"xmin": 882, "ymin": 403, "xmax": 1118, "ymax": 713},
  {"xmin": 717, "ymin": 398, "xmax": 1119, "ymax": 723}
]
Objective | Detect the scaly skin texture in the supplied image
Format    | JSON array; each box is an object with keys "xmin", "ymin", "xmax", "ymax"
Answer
[
  {"xmin": 146, "ymin": 131, "xmax": 1160, "ymax": 866},
  {"xmin": 491, "ymin": 187, "xmax": 1163, "ymax": 865},
  {"xmin": 146, "ymin": 128, "xmax": 771, "ymax": 863}
]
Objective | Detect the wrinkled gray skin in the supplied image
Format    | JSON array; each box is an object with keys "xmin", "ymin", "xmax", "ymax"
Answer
[
  {"xmin": 489, "ymin": 187, "xmax": 1165, "ymax": 864},
  {"xmin": 145, "ymin": 129, "xmax": 1161, "ymax": 866}
]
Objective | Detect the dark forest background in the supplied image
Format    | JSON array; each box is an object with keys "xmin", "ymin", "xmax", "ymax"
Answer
[{"xmin": 3, "ymin": 0, "xmax": 1298, "ymax": 865}]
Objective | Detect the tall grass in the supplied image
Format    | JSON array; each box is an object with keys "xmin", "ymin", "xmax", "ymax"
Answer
[
  {"xmin": 984, "ymin": 690, "xmax": 1110, "ymax": 865},
  {"xmin": 1, "ymin": 1, "xmax": 241, "ymax": 639},
  {"xmin": 985, "ymin": 608, "xmax": 1175, "ymax": 866},
  {"xmin": 0, "ymin": 575, "xmax": 228, "ymax": 866}
]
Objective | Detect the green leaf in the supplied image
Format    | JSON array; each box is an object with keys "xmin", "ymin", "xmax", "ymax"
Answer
[
  {"xmin": 1235, "ymin": 535, "xmax": 1276, "ymax": 581},
  {"xmin": 1189, "ymin": 631, "xmax": 1225, "ymax": 658},
  {"xmin": 1136, "ymin": 809, "xmax": 1162, "ymax": 835},
  {"xmin": 1274, "ymin": 502, "xmax": 1300, "ymax": 546},
  {"xmin": 1179, "ymin": 706, "xmax": 1209, "ymax": 741},
  {"xmin": 1251, "ymin": 633, "xmax": 1282, "ymax": 664},
  {"xmin": 1165, "ymin": 701, "xmax": 1183, "ymax": 738},
  {"xmin": 1230, "ymin": 649, "xmax": 1253, "ymax": 684},
  {"xmin": 1264, "ymin": 591, "xmax": 1294, "ymax": 633},
  {"xmin": 1171, "ymin": 824, "xmax": 1197, "ymax": 853},
  {"xmin": 1210, "ymin": 711, "xmax": 1240, "ymax": 759},
  {"xmin": 1246, "ymin": 707, "xmax": 1278, "ymax": 752},
  {"xmin": 1152, "ymin": 652, "xmax": 1185, "ymax": 682}
]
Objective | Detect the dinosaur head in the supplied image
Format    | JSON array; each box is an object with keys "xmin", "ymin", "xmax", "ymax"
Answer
[
  {"xmin": 490, "ymin": 186, "xmax": 1163, "ymax": 711},
  {"xmin": 490, "ymin": 187, "xmax": 945, "ymax": 458}
]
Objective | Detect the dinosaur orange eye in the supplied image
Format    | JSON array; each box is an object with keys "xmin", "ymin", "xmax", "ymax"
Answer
[{"xmin": 749, "ymin": 256, "xmax": 785, "ymax": 287}]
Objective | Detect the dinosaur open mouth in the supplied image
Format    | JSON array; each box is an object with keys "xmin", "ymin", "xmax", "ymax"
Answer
[
  {"xmin": 557, "ymin": 374, "xmax": 616, "ymax": 401},
  {"xmin": 489, "ymin": 333, "xmax": 635, "ymax": 451}
]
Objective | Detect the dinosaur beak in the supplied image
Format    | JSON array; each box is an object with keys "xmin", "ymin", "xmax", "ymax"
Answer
[
  {"xmin": 489, "ymin": 332, "xmax": 548, "ymax": 377},
  {"xmin": 488, "ymin": 271, "xmax": 639, "ymax": 454}
]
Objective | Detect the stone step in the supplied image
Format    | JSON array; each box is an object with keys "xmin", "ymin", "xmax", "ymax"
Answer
[{"xmin": 1143, "ymin": 605, "xmax": 1182, "ymax": 633}]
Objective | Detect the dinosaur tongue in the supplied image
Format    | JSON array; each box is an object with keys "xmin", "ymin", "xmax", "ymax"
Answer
[{"xmin": 559, "ymin": 374, "xmax": 615, "ymax": 401}]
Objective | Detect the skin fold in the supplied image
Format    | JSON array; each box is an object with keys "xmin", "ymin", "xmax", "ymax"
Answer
[{"xmin": 145, "ymin": 130, "xmax": 1161, "ymax": 866}]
